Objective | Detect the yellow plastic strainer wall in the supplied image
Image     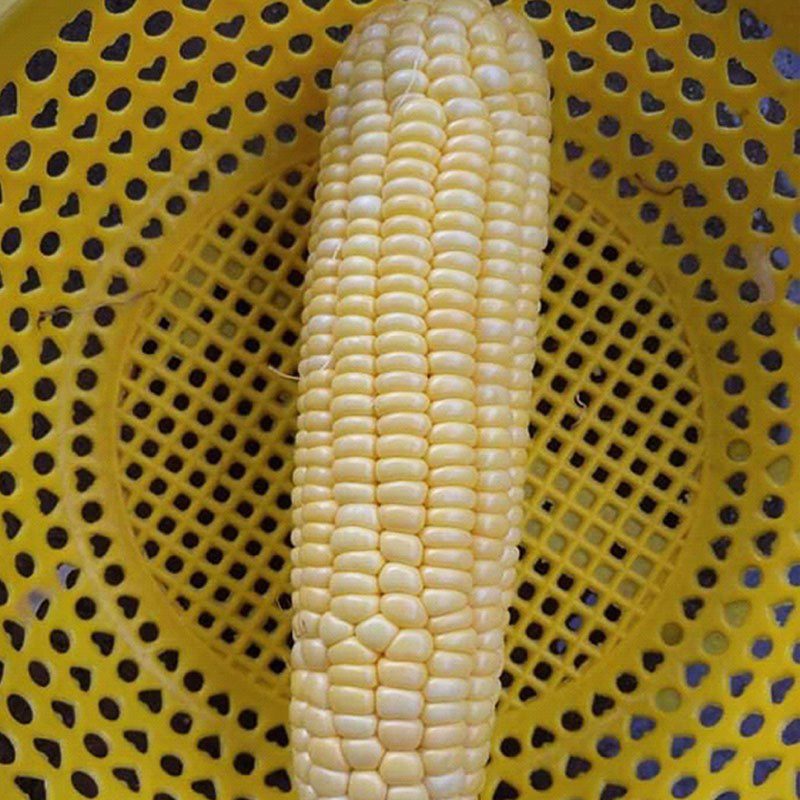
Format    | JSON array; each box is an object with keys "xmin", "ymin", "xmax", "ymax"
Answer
[{"xmin": 0, "ymin": 1, "xmax": 797, "ymax": 799}]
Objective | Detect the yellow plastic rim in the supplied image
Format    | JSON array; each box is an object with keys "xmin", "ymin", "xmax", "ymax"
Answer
[{"xmin": 0, "ymin": 1, "xmax": 797, "ymax": 799}]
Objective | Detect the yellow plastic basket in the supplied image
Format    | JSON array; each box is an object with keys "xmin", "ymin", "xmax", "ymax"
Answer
[{"xmin": 0, "ymin": 1, "xmax": 797, "ymax": 798}]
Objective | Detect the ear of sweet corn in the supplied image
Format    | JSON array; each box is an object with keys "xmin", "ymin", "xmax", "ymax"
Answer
[{"xmin": 291, "ymin": 2, "xmax": 549, "ymax": 798}]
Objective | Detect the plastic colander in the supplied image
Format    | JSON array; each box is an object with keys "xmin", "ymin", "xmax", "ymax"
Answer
[{"xmin": 0, "ymin": 0, "xmax": 797, "ymax": 798}]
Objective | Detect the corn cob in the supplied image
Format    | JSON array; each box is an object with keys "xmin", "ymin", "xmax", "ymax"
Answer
[{"xmin": 291, "ymin": 2, "xmax": 549, "ymax": 798}]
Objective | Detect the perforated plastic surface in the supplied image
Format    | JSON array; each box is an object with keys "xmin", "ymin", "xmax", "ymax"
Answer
[{"xmin": 0, "ymin": 1, "xmax": 797, "ymax": 799}]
